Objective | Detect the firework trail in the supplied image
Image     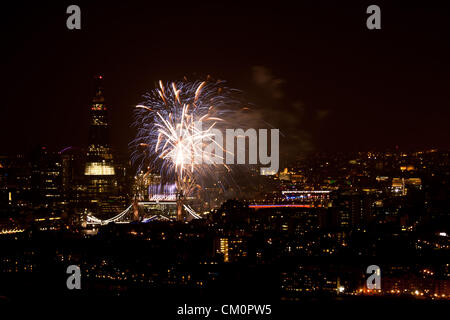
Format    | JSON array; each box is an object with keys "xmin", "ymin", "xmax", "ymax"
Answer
[{"xmin": 131, "ymin": 79, "xmax": 241, "ymax": 198}]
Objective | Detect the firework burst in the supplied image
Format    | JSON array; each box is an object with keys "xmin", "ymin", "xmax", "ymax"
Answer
[{"xmin": 131, "ymin": 79, "xmax": 238, "ymax": 200}]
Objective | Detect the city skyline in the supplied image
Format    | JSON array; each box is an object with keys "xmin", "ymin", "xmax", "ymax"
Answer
[{"xmin": 1, "ymin": 1, "xmax": 449, "ymax": 316}]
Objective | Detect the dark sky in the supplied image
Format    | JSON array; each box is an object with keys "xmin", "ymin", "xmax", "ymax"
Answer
[{"xmin": 1, "ymin": 1, "xmax": 449, "ymax": 157}]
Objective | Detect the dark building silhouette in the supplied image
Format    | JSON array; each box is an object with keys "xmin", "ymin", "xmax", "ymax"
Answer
[
  {"xmin": 30, "ymin": 147, "xmax": 62, "ymax": 205},
  {"xmin": 0, "ymin": 154, "xmax": 32, "ymax": 207}
]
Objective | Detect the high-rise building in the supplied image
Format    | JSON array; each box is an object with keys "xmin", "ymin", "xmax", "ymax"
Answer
[
  {"xmin": 60, "ymin": 146, "xmax": 85, "ymax": 204},
  {"xmin": 31, "ymin": 147, "xmax": 62, "ymax": 205},
  {"xmin": 84, "ymin": 76, "xmax": 117, "ymax": 200},
  {"xmin": 0, "ymin": 154, "xmax": 32, "ymax": 207}
]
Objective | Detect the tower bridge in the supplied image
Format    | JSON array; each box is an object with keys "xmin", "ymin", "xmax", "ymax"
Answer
[{"xmin": 86, "ymin": 201, "xmax": 201, "ymax": 225}]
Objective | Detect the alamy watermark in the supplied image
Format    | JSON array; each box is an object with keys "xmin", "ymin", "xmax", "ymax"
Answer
[
  {"xmin": 66, "ymin": 265, "xmax": 81, "ymax": 290},
  {"xmin": 180, "ymin": 121, "xmax": 279, "ymax": 175},
  {"xmin": 366, "ymin": 5, "xmax": 381, "ymax": 30},
  {"xmin": 66, "ymin": 5, "xmax": 81, "ymax": 30},
  {"xmin": 66, "ymin": 5, "xmax": 380, "ymax": 31},
  {"xmin": 366, "ymin": 265, "xmax": 381, "ymax": 290}
]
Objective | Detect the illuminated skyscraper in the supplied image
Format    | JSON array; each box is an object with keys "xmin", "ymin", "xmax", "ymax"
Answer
[{"xmin": 84, "ymin": 76, "xmax": 117, "ymax": 199}]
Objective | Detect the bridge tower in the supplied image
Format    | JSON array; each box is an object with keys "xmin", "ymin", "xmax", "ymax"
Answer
[{"xmin": 176, "ymin": 179, "xmax": 184, "ymax": 221}]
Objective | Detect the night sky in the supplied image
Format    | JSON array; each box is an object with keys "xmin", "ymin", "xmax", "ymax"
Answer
[{"xmin": 1, "ymin": 1, "xmax": 449, "ymax": 157}]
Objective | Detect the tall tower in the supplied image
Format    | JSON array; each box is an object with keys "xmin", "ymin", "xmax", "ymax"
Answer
[{"xmin": 84, "ymin": 76, "xmax": 116, "ymax": 198}]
